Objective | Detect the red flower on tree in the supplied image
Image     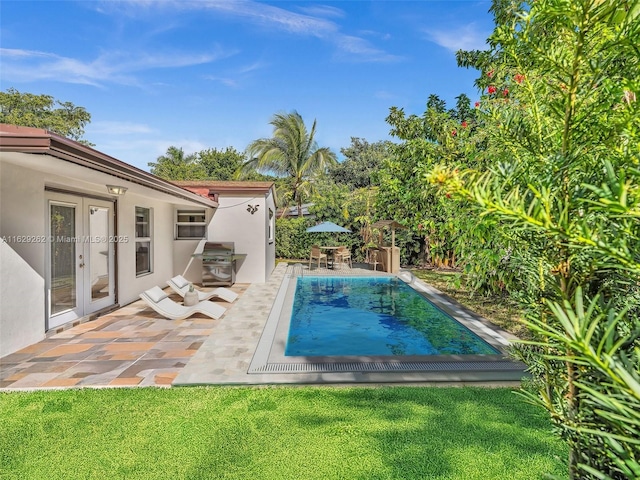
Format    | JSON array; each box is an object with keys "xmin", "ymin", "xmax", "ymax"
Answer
[
  {"xmin": 451, "ymin": 129, "xmax": 457, "ymax": 136},
  {"xmin": 503, "ymin": 88, "xmax": 509, "ymax": 96},
  {"xmin": 487, "ymin": 70, "xmax": 494, "ymax": 78},
  {"xmin": 514, "ymin": 73, "xmax": 525, "ymax": 84},
  {"xmin": 474, "ymin": 101, "xmax": 480, "ymax": 108},
  {"xmin": 461, "ymin": 121, "xmax": 468, "ymax": 128},
  {"xmin": 488, "ymin": 85, "xmax": 497, "ymax": 95}
]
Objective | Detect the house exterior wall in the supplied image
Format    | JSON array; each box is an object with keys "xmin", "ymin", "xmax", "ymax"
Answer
[
  {"xmin": 173, "ymin": 239, "xmax": 206, "ymax": 284},
  {"xmin": 0, "ymin": 157, "xmax": 214, "ymax": 356},
  {"xmin": 115, "ymin": 194, "xmax": 177, "ymax": 305},
  {"xmin": 209, "ymin": 193, "xmax": 274, "ymax": 283},
  {"xmin": 0, "ymin": 162, "xmax": 46, "ymax": 355}
]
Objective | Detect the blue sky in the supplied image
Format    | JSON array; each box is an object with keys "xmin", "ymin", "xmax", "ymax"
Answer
[{"xmin": 1, "ymin": 1, "xmax": 494, "ymax": 171}]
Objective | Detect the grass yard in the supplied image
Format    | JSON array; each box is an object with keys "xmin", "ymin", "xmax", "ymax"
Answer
[{"xmin": 1, "ymin": 386, "xmax": 566, "ymax": 480}]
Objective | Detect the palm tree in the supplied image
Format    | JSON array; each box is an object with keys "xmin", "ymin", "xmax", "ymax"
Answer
[
  {"xmin": 240, "ymin": 111, "xmax": 337, "ymax": 216},
  {"xmin": 148, "ymin": 146, "xmax": 204, "ymax": 180}
]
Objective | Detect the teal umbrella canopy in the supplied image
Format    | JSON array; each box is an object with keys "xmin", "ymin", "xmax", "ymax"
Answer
[{"xmin": 306, "ymin": 221, "xmax": 351, "ymax": 233}]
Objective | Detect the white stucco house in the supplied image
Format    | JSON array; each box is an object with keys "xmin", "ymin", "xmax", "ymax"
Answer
[
  {"xmin": 172, "ymin": 181, "xmax": 277, "ymax": 284},
  {"xmin": 0, "ymin": 124, "xmax": 275, "ymax": 357}
]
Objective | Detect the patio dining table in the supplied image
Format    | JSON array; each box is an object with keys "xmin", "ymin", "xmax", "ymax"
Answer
[{"xmin": 320, "ymin": 246, "xmax": 341, "ymax": 269}]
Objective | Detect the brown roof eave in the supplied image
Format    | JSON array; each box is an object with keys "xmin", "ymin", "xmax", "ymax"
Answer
[
  {"xmin": 173, "ymin": 180, "xmax": 276, "ymax": 196},
  {"xmin": 0, "ymin": 125, "xmax": 217, "ymax": 208}
]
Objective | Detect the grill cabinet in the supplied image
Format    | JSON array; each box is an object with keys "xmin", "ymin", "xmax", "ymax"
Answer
[{"xmin": 200, "ymin": 242, "xmax": 236, "ymax": 287}]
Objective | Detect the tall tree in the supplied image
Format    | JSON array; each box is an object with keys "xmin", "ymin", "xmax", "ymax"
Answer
[
  {"xmin": 377, "ymin": 94, "xmax": 490, "ymax": 270},
  {"xmin": 240, "ymin": 111, "xmax": 337, "ymax": 216},
  {"xmin": 197, "ymin": 147, "xmax": 245, "ymax": 180},
  {"xmin": 328, "ymin": 137, "xmax": 392, "ymax": 190},
  {"xmin": 0, "ymin": 88, "xmax": 92, "ymax": 144},
  {"xmin": 432, "ymin": 0, "xmax": 640, "ymax": 477},
  {"xmin": 148, "ymin": 146, "xmax": 205, "ymax": 180}
]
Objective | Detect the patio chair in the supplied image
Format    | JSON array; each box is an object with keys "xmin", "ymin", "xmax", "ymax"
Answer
[
  {"xmin": 335, "ymin": 246, "xmax": 352, "ymax": 269},
  {"xmin": 139, "ymin": 286, "xmax": 227, "ymax": 320},
  {"xmin": 167, "ymin": 275, "xmax": 238, "ymax": 303},
  {"xmin": 369, "ymin": 250, "xmax": 380, "ymax": 271},
  {"xmin": 308, "ymin": 245, "xmax": 328, "ymax": 270}
]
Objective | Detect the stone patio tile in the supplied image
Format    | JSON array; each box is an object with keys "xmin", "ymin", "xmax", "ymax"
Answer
[
  {"xmin": 43, "ymin": 378, "xmax": 82, "ymax": 387},
  {"xmin": 10, "ymin": 341, "xmax": 66, "ymax": 356},
  {"xmin": 160, "ymin": 349, "xmax": 198, "ymax": 358},
  {"xmin": 67, "ymin": 337, "xmax": 119, "ymax": 345},
  {"xmin": 36, "ymin": 344, "xmax": 96, "ymax": 358},
  {"xmin": 103, "ymin": 342, "xmax": 156, "ymax": 352},
  {"xmin": 112, "ymin": 333, "xmax": 171, "ymax": 343},
  {"xmin": 3, "ymin": 372, "xmax": 28, "ymax": 382},
  {"xmin": 118, "ymin": 359, "xmax": 187, "ymax": 378},
  {"xmin": 57, "ymin": 361, "xmax": 132, "ymax": 386},
  {"xmin": 21, "ymin": 362, "xmax": 77, "ymax": 374},
  {"xmin": 79, "ymin": 331, "xmax": 126, "ymax": 339},
  {"xmin": 91, "ymin": 353, "xmax": 140, "ymax": 361},
  {"xmin": 8, "ymin": 372, "xmax": 62, "ymax": 388},
  {"xmin": 109, "ymin": 377, "xmax": 143, "ymax": 386},
  {"xmin": 170, "ymin": 328, "xmax": 214, "ymax": 337},
  {"xmin": 153, "ymin": 372, "xmax": 178, "ymax": 385}
]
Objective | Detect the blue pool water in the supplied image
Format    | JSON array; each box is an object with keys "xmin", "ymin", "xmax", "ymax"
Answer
[{"xmin": 285, "ymin": 276, "xmax": 499, "ymax": 356}]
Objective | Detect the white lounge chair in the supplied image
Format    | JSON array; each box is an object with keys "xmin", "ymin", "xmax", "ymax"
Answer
[
  {"xmin": 167, "ymin": 275, "xmax": 238, "ymax": 303},
  {"xmin": 139, "ymin": 286, "xmax": 226, "ymax": 320}
]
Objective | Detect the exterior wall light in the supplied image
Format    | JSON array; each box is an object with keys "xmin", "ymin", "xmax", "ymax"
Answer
[{"xmin": 107, "ymin": 185, "xmax": 128, "ymax": 195}]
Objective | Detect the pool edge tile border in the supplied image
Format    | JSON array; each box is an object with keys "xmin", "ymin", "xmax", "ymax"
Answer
[{"xmin": 245, "ymin": 266, "xmax": 526, "ymax": 381}]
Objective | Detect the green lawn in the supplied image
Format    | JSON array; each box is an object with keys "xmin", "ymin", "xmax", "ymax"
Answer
[{"xmin": 1, "ymin": 386, "xmax": 566, "ymax": 479}]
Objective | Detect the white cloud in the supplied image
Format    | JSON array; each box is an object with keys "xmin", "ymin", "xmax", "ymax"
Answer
[
  {"xmin": 334, "ymin": 35, "xmax": 402, "ymax": 62},
  {"xmin": 103, "ymin": 0, "xmax": 399, "ymax": 63},
  {"xmin": 0, "ymin": 47, "xmax": 234, "ymax": 87},
  {"xmin": 203, "ymin": 60, "xmax": 268, "ymax": 88},
  {"xmin": 296, "ymin": 5, "xmax": 346, "ymax": 19},
  {"xmin": 425, "ymin": 23, "xmax": 489, "ymax": 52},
  {"xmin": 203, "ymin": 75, "xmax": 239, "ymax": 88},
  {"xmin": 88, "ymin": 121, "xmax": 154, "ymax": 135}
]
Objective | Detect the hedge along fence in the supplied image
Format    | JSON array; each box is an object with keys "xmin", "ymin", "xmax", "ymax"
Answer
[
  {"xmin": 275, "ymin": 217, "xmax": 423, "ymax": 265},
  {"xmin": 275, "ymin": 217, "xmax": 361, "ymax": 261},
  {"xmin": 275, "ymin": 217, "xmax": 311, "ymax": 260}
]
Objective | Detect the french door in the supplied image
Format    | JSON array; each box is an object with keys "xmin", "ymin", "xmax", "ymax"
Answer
[{"xmin": 47, "ymin": 192, "xmax": 115, "ymax": 329}]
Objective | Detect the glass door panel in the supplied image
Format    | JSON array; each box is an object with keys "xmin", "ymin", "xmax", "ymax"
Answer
[
  {"xmin": 47, "ymin": 194, "xmax": 115, "ymax": 329},
  {"xmin": 50, "ymin": 204, "xmax": 77, "ymax": 315},
  {"xmin": 88, "ymin": 206, "xmax": 110, "ymax": 301}
]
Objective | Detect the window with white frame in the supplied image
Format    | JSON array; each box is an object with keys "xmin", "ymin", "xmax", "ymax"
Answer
[
  {"xmin": 135, "ymin": 207, "xmax": 152, "ymax": 275},
  {"xmin": 175, "ymin": 209, "xmax": 206, "ymax": 239}
]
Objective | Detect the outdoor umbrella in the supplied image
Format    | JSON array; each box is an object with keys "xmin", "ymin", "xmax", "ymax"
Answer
[{"xmin": 306, "ymin": 221, "xmax": 351, "ymax": 233}]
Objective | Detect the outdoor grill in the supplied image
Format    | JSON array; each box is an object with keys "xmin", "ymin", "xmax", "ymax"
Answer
[{"xmin": 196, "ymin": 242, "xmax": 240, "ymax": 287}]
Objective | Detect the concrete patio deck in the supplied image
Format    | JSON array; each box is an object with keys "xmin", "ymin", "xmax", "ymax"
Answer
[{"xmin": 0, "ymin": 262, "xmax": 525, "ymax": 390}]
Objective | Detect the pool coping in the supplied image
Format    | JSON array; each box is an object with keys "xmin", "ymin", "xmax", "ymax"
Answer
[
  {"xmin": 247, "ymin": 267, "xmax": 525, "ymax": 378},
  {"xmin": 174, "ymin": 263, "xmax": 527, "ymax": 386}
]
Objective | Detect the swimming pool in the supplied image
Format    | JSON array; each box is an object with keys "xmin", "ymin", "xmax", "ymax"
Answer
[{"xmin": 285, "ymin": 276, "xmax": 499, "ymax": 356}]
